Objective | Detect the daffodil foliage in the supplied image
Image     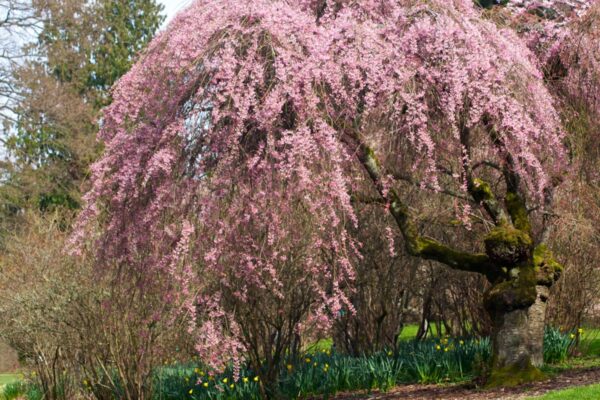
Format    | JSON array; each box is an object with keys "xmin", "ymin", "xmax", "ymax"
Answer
[{"xmin": 74, "ymin": 0, "xmax": 568, "ymax": 373}]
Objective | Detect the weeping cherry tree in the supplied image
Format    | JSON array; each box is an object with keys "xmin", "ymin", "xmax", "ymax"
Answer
[{"xmin": 74, "ymin": 0, "xmax": 570, "ymax": 390}]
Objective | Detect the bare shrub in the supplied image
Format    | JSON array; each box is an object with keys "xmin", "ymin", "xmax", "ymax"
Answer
[
  {"xmin": 0, "ymin": 211, "xmax": 189, "ymax": 400},
  {"xmin": 333, "ymin": 204, "xmax": 419, "ymax": 355}
]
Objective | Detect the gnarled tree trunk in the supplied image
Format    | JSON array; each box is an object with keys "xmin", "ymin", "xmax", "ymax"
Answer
[{"xmin": 486, "ymin": 285, "xmax": 549, "ymax": 386}]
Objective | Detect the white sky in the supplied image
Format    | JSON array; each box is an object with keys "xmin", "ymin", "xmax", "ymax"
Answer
[{"xmin": 159, "ymin": 0, "xmax": 192, "ymax": 26}]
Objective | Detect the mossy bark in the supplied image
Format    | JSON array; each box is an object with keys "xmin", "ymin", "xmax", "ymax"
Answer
[
  {"xmin": 483, "ymin": 226, "xmax": 558, "ymax": 387},
  {"xmin": 486, "ymin": 285, "xmax": 549, "ymax": 386}
]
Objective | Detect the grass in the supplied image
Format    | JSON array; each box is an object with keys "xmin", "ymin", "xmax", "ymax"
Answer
[
  {"xmin": 579, "ymin": 328, "xmax": 600, "ymax": 357},
  {"xmin": 0, "ymin": 375, "xmax": 19, "ymax": 387},
  {"xmin": 303, "ymin": 324, "xmax": 439, "ymax": 353},
  {"xmin": 526, "ymin": 383, "xmax": 600, "ymax": 399},
  {"xmin": 0, "ymin": 375, "xmax": 23, "ymax": 400}
]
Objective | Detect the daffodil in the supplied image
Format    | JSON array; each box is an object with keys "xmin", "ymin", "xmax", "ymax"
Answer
[
  {"xmin": 230, "ymin": 384, "xmax": 234, "ymax": 389},
  {"xmin": 243, "ymin": 377, "xmax": 249, "ymax": 383},
  {"xmin": 203, "ymin": 382, "xmax": 209, "ymax": 388},
  {"xmin": 387, "ymin": 351, "xmax": 393, "ymax": 356},
  {"xmin": 570, "ymin": 333, "xmax": 576, "ymax": 339},
  {"xmin": 305, "ymin": 357, "xmax": 311, "ymax": 363},
  {"xmin": 287, "ymin": 364, "xmax": 293, "ymax": 371},
  {"xmin": 459, "ymin": 340, "xmax": 464, "ymax": 345},
  {"xmin": 578, "ymin": 328, "xmax": 584, "ymax": 334},
  {"xmin": 435, "ymin": 345, "xmax": 441, "ymax": 351},
  {"xmin": 253, "ymin": 376, "xmax": 259, "ymax": 382},
  {"xmin": 222, "ymin": 377, "xmax": 228, "ymax": 383},
  {"xmin": 188, "ymin": 389, "xmax": 193, "ymax": 395}
]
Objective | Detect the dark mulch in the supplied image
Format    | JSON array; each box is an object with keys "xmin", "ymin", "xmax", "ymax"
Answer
[{"xmin": 327, "ymin": 366, "xmax": 600, "ymax": 399}]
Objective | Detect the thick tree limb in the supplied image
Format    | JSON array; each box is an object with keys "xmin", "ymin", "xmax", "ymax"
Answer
[
  {"xmin": 459, "ymin": 124, "xmax": 509, "ymax": 226},
  {"xmin": 483, "ymin": 122, "xmax": 533, "ymax": 234},
  {"xmin": 344, "ymin": 132, "xmax": 498, "ymax": 279}
]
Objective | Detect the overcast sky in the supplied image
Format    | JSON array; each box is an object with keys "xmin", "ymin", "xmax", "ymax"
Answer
[{"xmin": 159, "ymin": 0, "xmax": 192, "ymax": 26}]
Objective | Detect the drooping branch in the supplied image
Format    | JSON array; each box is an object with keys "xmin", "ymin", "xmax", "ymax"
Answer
[{"xmin": 344, "ymin": 131, "xmax": 497, "ymax": 279}]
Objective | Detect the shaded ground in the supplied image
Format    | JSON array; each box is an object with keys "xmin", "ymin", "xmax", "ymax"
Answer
[{"xmin": 328, "ymin": 366, "xmax": 600, "ymax": 400}]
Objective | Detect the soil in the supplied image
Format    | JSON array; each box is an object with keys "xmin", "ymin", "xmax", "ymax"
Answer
[{"xmin": 328, "ymin": 366, "xmax": 600, "ymax": 399}]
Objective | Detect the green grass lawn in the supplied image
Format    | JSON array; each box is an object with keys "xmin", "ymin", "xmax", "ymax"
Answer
[
  {"xmin": 304, "ymin": 324, "xmax": 440, "ymax": 352},
  {"xmin": 0, "ymin": 375, "xmax": 20, "ymax": 387},
  {"xmin": 579, "ymin": 328, "xmax": 600, "ymax": 357},
  {"xmin": 0, "ymin": 374, "xmax": 21, "ymax": 396},
  {"xmin": 526, "ymin": 383, "xmax": 600, "ymax": 399}
]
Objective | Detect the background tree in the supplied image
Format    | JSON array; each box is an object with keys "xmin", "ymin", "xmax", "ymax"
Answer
[
  {"xmin": 0, "ymin": 0, "xmax": 39, "ymax": 125},
  {"xmin": 0, "ymin": 0, "xmax": 164, "ymax": 240}
]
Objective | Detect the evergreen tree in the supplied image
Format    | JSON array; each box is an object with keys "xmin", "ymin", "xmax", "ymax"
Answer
[{"xmin": 0, "ymin": 0, "xmax": 164, "ymax": 225}]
